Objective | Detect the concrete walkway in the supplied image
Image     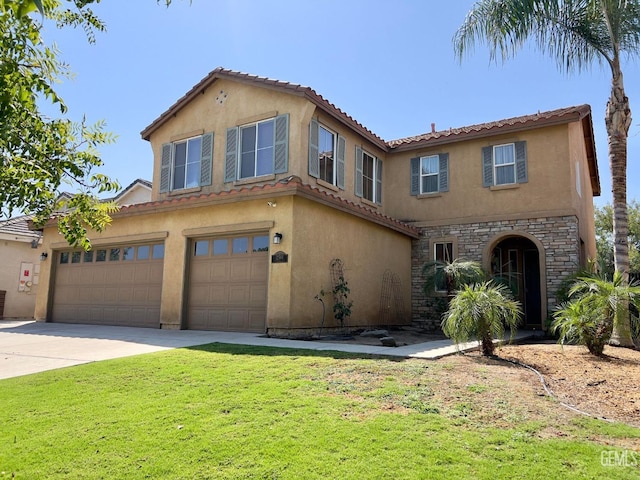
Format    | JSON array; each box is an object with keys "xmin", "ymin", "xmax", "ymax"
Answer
[{"xmin": 0, "ymin": 320, "xmax": 538, "ymax": 380}]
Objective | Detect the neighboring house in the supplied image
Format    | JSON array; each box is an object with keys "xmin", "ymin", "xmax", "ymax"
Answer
[
  {"xmin": 0, "ymin": 216, "xmax": 43, "ymax": 319},
  {"xmin": 34, "ymin": 68, "xmax": 598, "ymax": 335},
  {"xmin": 107, "ymin": 178, "xmax": 153, "ymax": 206}
]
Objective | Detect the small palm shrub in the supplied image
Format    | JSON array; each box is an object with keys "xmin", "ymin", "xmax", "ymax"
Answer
[
  {"xmin": 423, "ymin": 259, "xmax": 485, "ymax": 296},
  {"xmin": 552, "ymin": 272, "xmax": 640, "ymax": 356},
  {"xmin": 442, "ymin": 281, "xmax": 522, "ymax": 356},
  {"xmin": 552, "ymin": 299, "xmax": 612, "ymax": 356}
]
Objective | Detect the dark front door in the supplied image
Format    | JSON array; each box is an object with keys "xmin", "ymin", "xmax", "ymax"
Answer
[
  {"xmin": 523, "ymin": 249, "xmax": 541, "ymax": 327},
  {"xmin": 491, "ymin": 237, "xmax": 542, "ymax": 329}
]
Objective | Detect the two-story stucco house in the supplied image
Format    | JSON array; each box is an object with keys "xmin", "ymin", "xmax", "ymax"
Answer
[{"xmin": 34, "ymin": 68, "xmax": 599, "ymax": 335}]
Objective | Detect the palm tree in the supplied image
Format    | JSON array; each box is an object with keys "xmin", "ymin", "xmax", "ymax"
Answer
[
  {"xmin": 454, "ymin": 0, "xmax": 640, "ymax": 347},
  {"xmin": 442, "ymin": 281, "xmax": 522, "ymax": 355},
  {"xmin": 552, "ymin": 272, "xmax": 640, "ymax": 355},
  {"xmin": 422, "ymin": 258, "xmax": 486, "ymax": 297}
]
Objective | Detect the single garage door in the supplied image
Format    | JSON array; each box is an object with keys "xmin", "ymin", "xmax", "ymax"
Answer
[
  {"xmin": 51, "ymin": 243, "xmax": 164, "ymax": 327},
  {"xmin": 187, "ymin": 234, "xmax": 269, "ymax": 332}
]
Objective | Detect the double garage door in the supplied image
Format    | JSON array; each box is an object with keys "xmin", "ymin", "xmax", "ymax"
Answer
[
  {"xmin": 51, "ymin": 234, "xmax": 269, "ymax": 332},
  {"xmin": 51, "ymin": 243, "xmax": 165, "ymax": 328},
  {"xmin": 187, "ymin": 234, "xmax": 269, "ymax": 332}
]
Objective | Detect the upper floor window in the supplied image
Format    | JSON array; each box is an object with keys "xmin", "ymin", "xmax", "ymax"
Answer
[
  {"xmin": 240, "ymin": 119, "xmax": 274, "ymax": 179},
  {"xmin": 355, "ymin": 147, "xmax": 382, "ymax": 204},
  {"xmin": 173, "ymin": 136, "xmax": 202, "ymax": 189},
  {"xmin": 319, "ymin": 125, "xmax": 335, "ymax": 184},
  {"xmin": 159, "ymin": 132, "xmax": 213, "ymax": 193},
  {"xmin": 410, "ymin": 153, "xmax": 449, "ymax": 195},
  {"xmin": 482, "ymin": 141, "xmax": 527, "ymax": 187},
  {"xmin": 225, "ymin": 114, "xmax": 289, "ymax": 182},
  {"xmin": 308, "ymin": 119, "xmax": 345, "ymax": 188}
]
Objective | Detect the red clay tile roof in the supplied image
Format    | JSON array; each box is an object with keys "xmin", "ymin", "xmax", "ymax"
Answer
[
  {"xmin": 387, "ymin": 104, "xmax": 593, "ymax": 149},
  {"xmin": 140, "ymin": 67, "xmax": 387, "ymax": 150},
  {"xmin": 0, "ymin": 215, "xmax": 42, "ymax": 240},
  {"xmin": 105, "ymin": 176, "xmax": 420, "ymax": 239}
]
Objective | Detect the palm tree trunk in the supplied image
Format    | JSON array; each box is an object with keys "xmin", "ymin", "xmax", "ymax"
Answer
[{"xmin": 605, "ymin": 62, "xmax": 634, "ymax": 347}]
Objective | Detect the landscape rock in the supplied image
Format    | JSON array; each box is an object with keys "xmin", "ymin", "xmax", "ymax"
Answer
[
  {"xmin": 360, "ymin": 329, "xmax": 389, "ymax": 338},
  {"xmin": 380, "ymin": 336, "xmax": 397, "ymax": 347}
]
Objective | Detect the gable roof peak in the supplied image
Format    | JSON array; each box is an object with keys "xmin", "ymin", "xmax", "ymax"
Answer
[{"xmin": 140, "ymin": 67, "xmax": 387, "ymax": 149}]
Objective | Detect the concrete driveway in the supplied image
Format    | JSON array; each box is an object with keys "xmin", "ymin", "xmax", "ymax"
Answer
[{"xmin": 1, "ymin": 320, "xmax": 485, "ymax": 380}]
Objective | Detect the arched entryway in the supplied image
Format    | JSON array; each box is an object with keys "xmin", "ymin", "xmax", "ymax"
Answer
[{"xmin": 485, "ymin": 234, "xmax": 546, "ymax": 329}]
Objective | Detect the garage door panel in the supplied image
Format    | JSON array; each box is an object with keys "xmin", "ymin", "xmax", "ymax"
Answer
[
  {"xmin": 250, "ymin": 260, "xmax": 268, "ymax": 280},
  {"xmin": 187, "ymin": 235, "xmax": 267, "ymax": 332},
  {"xmin": 230, "ymin": 259, "xmax": 250, "ymax": 280},
  {"xmin": 211, "ymin": 261, "xmax": 230, "ymax": 281},
  {"xmin": 249, "ymin": 285, "xmax": 267, "ymax": 305},
  {"xmin": 119, "ymin": 265, "xmax": 136, "ymax": 282},
  {"xmin": 227, "ymin": 310, "xmax": 249, "ymax": 329},
  {"xmin": 249, "ymin": 311, "xmax": 266, "ymax": 330},
  {"xmin": 228, "ymin": 285, "xmax": 249, "ymax": 304},
  {"xmin": 52, "ymin": 244, "xmax": 163, "ymax": 328}
]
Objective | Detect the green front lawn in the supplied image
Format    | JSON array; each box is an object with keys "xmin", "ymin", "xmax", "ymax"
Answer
[{"xmin": 1, "ymin": 344, "xmax": 638, "ymax": 479}]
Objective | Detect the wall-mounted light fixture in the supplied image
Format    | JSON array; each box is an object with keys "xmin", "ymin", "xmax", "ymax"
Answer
[
  {"xmin": 40, "ymin": 252, "xmax": 48, "ymax": 261},
  {"xmin": 273, "ymin": 232, "xmax": 283, "ymax": 245},
  {"xmin": 31, "ymin": 239, "xmax": 39, "ymax": 249}
]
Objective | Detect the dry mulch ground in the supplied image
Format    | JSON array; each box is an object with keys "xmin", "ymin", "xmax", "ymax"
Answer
[
  {"xmin": 325, "ymin": 329, "xmax": 640, "ymax": 428},
  {"xmin": 499, "ymin": 342, "xmax": 640, "ymax": 428}
]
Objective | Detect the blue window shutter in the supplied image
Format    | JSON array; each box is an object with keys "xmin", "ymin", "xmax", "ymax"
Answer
[
  {"xmin": 515, "ymin": 141, "xmax": 528, "ymax": 183},
  {"xmin": 482, "ymin": 146, "xmax": 493, "ymax": 187},
  {"xmin": 375, "ymin": 158, "xmax": 382, "ymax": 204},
  {"xmin": 410, "ymin": 157, "xmax": 420, "ymax": 196},
  {"xmin": 308, "ymin": 118, "xmax": 319, "ymax": 178},
  {"xmin": 274, "ymin": 114, "xmax": 289, "ymax": 174},
  {"xmin": 199, "ymin": 132, "xmax": 214, "ymax": 186},
  {"xmin": 160, "ymin": 143, "xmax": 172, "ymax": 193},
  {"xmin": 225, "ymin": 127, "xmax": 238, "ymax": 183},
  {"xmin": 439, "ymin": 153, "xmax": 449, "ymax": 192},
  {"xmin": 336, "ymin": 134, "xmax": 346, "ymax": 189},
  {"xmin": 355, "ymin": 146, "xmax": 363, "ymax": 197}
]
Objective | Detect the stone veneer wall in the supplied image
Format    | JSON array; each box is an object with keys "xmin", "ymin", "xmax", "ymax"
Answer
[{"xmin": 411, "ymin": 215, "xmax": 581, "ymax": 331}]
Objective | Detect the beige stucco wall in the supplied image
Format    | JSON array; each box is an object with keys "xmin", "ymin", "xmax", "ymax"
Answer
[
  {"xmin": 0, "ymin": 238, "xmax": 42, "ymax": 318},
  {"xmin": 146, "ymin": 80, "xmax": 388, "ymax": 214},
  {"xmin": 35, "ymin": 192, "xmax": 412, "ymax": 332},
  {"xmin": 383, "ymin": 123, "xmax": 581, "ymax": 225},
  {"xmin": 147, "ymin": 79, "xmax": 311, "ymax": 200},
  {"xmin": 567, "ymin": 121, "xmax": 598, "ymax": 264},
  {"xmin": 272, "ymin": 196, "xmax": 412, "ymax": 334}
]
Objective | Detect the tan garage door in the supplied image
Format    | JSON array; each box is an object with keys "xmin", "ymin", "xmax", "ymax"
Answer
[
  {"xmin": 187, "ymin": 234, "xmax": 269, "ymax": 332},
  {"xmin": 51, "ymin": 244, "xmax": 164, "ymax": 328}
]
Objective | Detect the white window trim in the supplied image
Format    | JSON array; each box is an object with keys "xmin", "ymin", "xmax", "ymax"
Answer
[
  {"xmin": 420, "ymin": 154, "xmax": 440, "ymax": 194},
  {"xmin": 318, "ymin": 124, "xmax": 337, "ymax": 185},
  {"xmin": 239, "ymin": 117, "xmax": 275, "ymax": 179},
  {"xmin": 493, "ymin": 143, "xmax": 516, "ymax": 186},
  {"xmin": 172, "ymin": 135, "xmax": 202, "ymax": 191}
]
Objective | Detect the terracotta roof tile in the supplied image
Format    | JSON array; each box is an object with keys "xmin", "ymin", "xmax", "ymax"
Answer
[
  {"xmin": 387, "ymin": 105, "xmax": 592, "ymax": 149},
  {"xmin": 0, "ymin": 215, "xmax": 42, "ymax": 239},
  {"xmin": 107, "ymin": 177, "xmax": 419, "ymax": 239}
]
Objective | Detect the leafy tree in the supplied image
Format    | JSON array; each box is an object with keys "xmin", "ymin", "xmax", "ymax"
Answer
[
  {"xmin": 0, "ymin": 0, "xmax": 184, "ymax": 249},
  {"xmin": 595, "ymin": 201, "xmax": 640, "ymax": 279},
  {"xmin": 455, "ymin": 0, "xmax": 640, "ymax": 347},
  {"xmin": 442, "ymin": 281, "xmax": 522, "ymax": 356},
  {"xmin": 552, "ymin": 272, "xmax": 640, "ymax": 355},
  {"xmin": 0, "ymin": 0, "xmax": 120, "ymax": 249}
]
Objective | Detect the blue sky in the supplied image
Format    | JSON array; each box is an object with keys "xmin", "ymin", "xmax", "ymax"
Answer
[{"xmin": 40, "ymin": 0, "xmax": 640, "ymax": 207}]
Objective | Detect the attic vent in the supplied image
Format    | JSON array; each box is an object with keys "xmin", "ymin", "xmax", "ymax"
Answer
[{"xmin": 216, "ymin": 90, "xmax": 228, "ymax": 105}]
